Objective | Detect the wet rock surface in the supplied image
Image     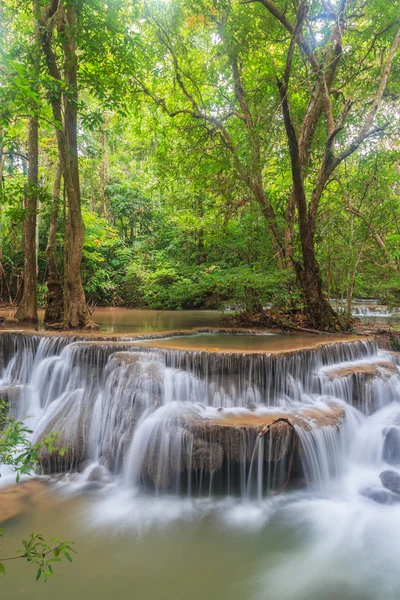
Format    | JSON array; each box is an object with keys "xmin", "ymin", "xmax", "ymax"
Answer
[
  {"xmin": 0, "ymin": 330, "xmax": 388, "ymax": 497},
  {"xmin": 324, "ymin": 360, "xmax": 398, "ymax": 381},
  {"xmin": 139, "ymin": 405, "xmax": 345, "ymax": 488},
  {"xmin": 362, "ymin": 487, "xmax": 400, "ymax": 505},
  {"xmin": 380, "ymin": 470, "xmax": 400, "ymax": 495},
  {"xmin": 383, "ymin": 427, "xmax": 400, "ymax": 464},
  {"xmin": 87, "ymin": 465, "xmax": 113, "ymax": 484}
]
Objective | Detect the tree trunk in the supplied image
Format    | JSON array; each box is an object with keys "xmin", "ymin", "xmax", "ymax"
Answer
[
  {"xmin": 284, "ymin": 189, "xmax": 296, "ymax": 261},
  {"xmin": 61, "ymin": 5, "xmax": 91, "ymax": 329},
  {"xmin": 44, "ymin": 162, "xmax": 64, "ymax": 326},
  {"xmin": 39, "ymin": 0, "xmax": 95, "ymax": 329},
  {"xmin": 100, "ymin": 122, "xmax": 108, "ymax": 217},
  {"xmin": 278, "ymin": 80, "xmax": 339, "ymax": 330},
  {"xmin": 14, "ymin": 115, "xmax": 39, "ymax": 324},
  {"xmin": 0, "ymin": 147, "xmax": 5, "ymax": 299},
  {"xmin": 295, "ymin": 252, "xmax": 338, "ymax": 330}
]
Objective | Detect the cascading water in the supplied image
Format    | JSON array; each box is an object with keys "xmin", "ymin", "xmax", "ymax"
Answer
[
  {"xmin": 2, "ymin": 330, "xmax": 400, "ymax": 505},
  {"xmin": 352, "ymin": 305, "xmax": 400, "ymax": 317},
  {"xmin": 4, "ymin": 330, "xmax": 400, "ymax": 598}
]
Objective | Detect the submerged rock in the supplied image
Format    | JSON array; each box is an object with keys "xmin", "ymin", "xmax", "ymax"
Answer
[
  {"xmin": 380, "ymin": 470, "xmax": 400, "ymax": 495},
  {"xmin": 362, "ymin": 487, "xmax": 400, "ymax": 505},
  {"xmin": 0, "ymin": 384, "xmax": 21, "ymax": 408},
  {"xmin": 77, "ymin": 459, "xmax": 94, "ymax": 473},
  {"xmin": 0, "ymin": 480, "xmax": 50, "ymax": 524},
  {"xmin": 87, "ymin": 465, "xmax": 113, "ymax": 484}
]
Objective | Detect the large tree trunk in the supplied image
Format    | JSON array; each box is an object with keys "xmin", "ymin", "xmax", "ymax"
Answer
[
  {"xmin": 44, "ymin": 162, "xmax": 64, "ymax": 326},
  {"xmin": 60, "ymin": 4, "xmax": 91, "ymax": 329},
  {"xmin": 278, "ymin": 79, "xmax": 340, "ymax": 330},
  {"xmin": 39, "ymin": 0, "xmax": 95, "ymax": 329},
  {"xmin": 0, "ymin": 147, "xmax": 5, "ymax": 299},
  {"xmin": 295, "ymin": 248, "xmax": 338, "ymax": 330},
  {"xmin": 14, "ymin": 115, "xmax": 39, "ymax": 324}
]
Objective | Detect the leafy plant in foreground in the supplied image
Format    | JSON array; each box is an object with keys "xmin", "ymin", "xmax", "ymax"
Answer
[
  {"xmin": 0, "ymin": 399, "xmax": 75, "ymax": 580},
  {"xmin": 0, "ymin": 532, "xmax": 74, "ymax": 582}
]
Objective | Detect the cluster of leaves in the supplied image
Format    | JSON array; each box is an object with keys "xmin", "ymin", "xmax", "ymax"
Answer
[
  {"xmin": 0, "ymin": 399, "xmax": 64, "ymax": 482},
  {"xmin": 0, "ymin": 399, "xmax": 74, "ymax": 581},
  {"xmin": 0, "ymin": 532, "xmax": 74, "ymax": 582}
]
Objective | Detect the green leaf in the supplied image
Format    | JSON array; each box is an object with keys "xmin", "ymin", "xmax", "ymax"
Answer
[{"xmin": 62, "ymin": 551, "xmax": 73, "ymax": 563}]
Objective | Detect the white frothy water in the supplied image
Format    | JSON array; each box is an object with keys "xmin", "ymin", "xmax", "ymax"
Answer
[
  {"xmin": 3, "ymin": 332, "xmax": 400, "ymax": 597},
  {"xmin": 0, "ymin": 333, "xmax": 396, "ymax": 496}
]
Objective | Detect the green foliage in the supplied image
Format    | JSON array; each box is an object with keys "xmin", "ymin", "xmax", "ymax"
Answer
[
  {"xmin": 128, "ymin": 261, "xmax": 300, "ymax": 312},
  {"xmin": 1, "ymin": 0, "xmax": 399, "ymax": 314},
  {"xmin": 0, "ymin": 399, "xmax": 63, "ymax": 482},
  {"xmin": 0, "ymin": 531, "xmax": 75, "ymax": 582},
  {"xmin": 0, "ymin": 399, "xmax": 74, "ymax": 580}
]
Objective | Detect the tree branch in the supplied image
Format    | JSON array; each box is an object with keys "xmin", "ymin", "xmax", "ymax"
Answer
[
  {"xmin": 346, "ymin": 202, "xmax": 397, "ymax": 271},
  {"xmin": 253, "ymin": 0, "xmax": 320, "ymax": 72},
  {"xmin": 334, "ymin": 28, "xmax": 400, "ymax": 166}
]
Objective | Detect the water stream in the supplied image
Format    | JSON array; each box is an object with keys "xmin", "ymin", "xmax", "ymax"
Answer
[{"xmin": 1, "ymin": 325, "xmax": 400, "ymax": 598}]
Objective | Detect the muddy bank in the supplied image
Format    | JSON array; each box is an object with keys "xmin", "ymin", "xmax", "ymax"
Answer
[{"xmin": 0, "ymin": 480, "xmax": 50, "ymax": 524}]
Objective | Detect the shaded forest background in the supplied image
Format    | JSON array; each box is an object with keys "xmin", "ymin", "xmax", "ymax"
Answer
[{"xmin": 0, "ymin": 0, "xmax": 399, "ymax": 329}]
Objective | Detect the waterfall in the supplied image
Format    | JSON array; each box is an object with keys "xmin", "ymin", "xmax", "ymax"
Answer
[
  {"xmin": 351, "ymin": 305, "xmax": 400, "ymax": 317},
  {"xmin": 1, "ymin": 331, "xmax": 399, "ymax": 499}
]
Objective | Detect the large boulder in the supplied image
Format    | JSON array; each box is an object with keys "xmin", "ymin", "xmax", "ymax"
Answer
[
  {"xmin": 86, "ymin": 465, "xmax": 113, "ymax": 484},
  {"xmin": 380, "ymin": 470, "xmax": 400, "ymax": 495},
  {"xmin": 137, "ymin": 404, "xmax": 345, "ymax": 490}
]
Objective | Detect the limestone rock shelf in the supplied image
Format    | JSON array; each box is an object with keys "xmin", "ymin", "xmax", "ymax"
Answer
[
  {"xmin": 39, "ymin": 404, "xmax": 345, "ymax": 493},
  {"xmin": 1, "ymin": 330, "xmax": 397, "ymax": 497}
]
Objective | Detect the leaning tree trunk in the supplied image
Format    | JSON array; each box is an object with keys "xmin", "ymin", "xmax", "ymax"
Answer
[
  {"xmin": 44, "ymin": 162, "xmax": 64, "ymax": 326},
  {"xmin": 14, "ymin": 115, "xmax": 39, "ymax": 325}
]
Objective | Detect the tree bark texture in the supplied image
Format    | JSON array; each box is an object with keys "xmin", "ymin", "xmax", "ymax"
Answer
[
  {"xmin": 14, "ymin": 115, "xmax": 39, "ymax": 324},
  {"xmin": 44, "ymin": 162, "xmax": 64, "ymax": 326},
  {"xmin": 39, "ymin": 0, "xmax": 93, "ymax": 328}
]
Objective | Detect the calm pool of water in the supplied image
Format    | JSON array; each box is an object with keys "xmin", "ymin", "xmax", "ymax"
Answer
[
  {"xmin": 137, "ymin": 332, "xmax": 357, "ymax": 352},
  {"xmin": 0, "ymin": 483, "xmax": 397, "ymax": 600},
  {"xmin": 0, "ymin": 308, "xmax": 226, "ymax": 334}
]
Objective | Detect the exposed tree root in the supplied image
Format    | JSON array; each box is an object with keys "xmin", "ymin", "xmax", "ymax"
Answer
[{"xmin": 222, "ymin": 309, "xmax": 342, "ymax": 334}]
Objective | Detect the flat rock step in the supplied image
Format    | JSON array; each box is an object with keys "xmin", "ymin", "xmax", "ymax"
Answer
[
  {"xmin": 207, "ymin": 406, "xmax": 344, "ymax": 430},
  {"xmin": 323, "ymin": 360, "xmax": 398, "ymax": 380},
  {"xmin": 133, "ymin": 404, "xmax": 345, "ymax": 488}
]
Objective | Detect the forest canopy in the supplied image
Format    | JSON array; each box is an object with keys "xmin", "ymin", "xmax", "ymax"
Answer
[{"xmin": 0, "ymin": 0, "xmax": 399, "ymax": 330}]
